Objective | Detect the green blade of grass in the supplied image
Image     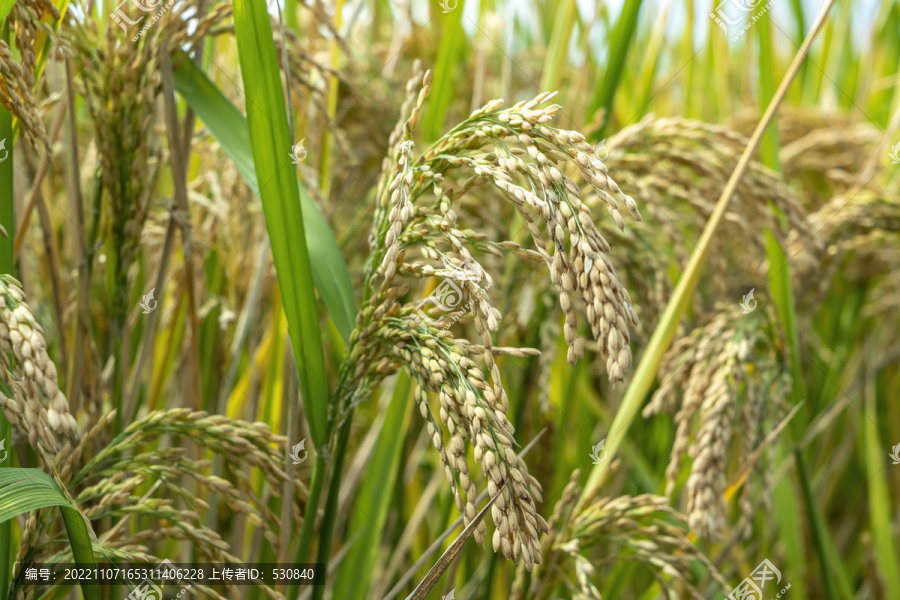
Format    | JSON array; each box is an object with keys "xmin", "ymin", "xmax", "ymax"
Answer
[
  {"xmin": 312, "ymin": 407, "xmax": 354, "ymax": 600},
  {"xmin": 635, "ymin": 0, "xmax": 670, "ymax": 119},
  {"xmin": 173, "ymin": 53, "xmax": 357, "ymax": 346},
  {"xmin": 421, "ymin": 1, "xmax": 467, "ymax": 142},
  {"xmin": 0, "ymin": 469, "xmax": 100, "ymax": 600},
  {"xmin": 863, "ymin": 351, "xmax": 900, "ymax": 600},
  {"xmin": 764, "ymin": 231, "xmax": 805, "ymax": 409},
  {"xmin": 540, "ymin": 0, "xmax": 577, "ymax": 94},
  {"xmin": 586, "ymin": 0, "xmax": 644, "ymax": 138},
  {"xmin": 0, "ymin": 19, "xmax": 13, "ymax": 600},
  {"xmin": 794, "ymin": 451, "xmax": 836, "ymax": 600},
  {"xmin": 0, "ymin": 469, "xmax": 75, "ymax": 521},
  {"xmin": 757, "ymin": 9, "xmax": 781, "ymax": 172},
  {"xmin": 574, "ymin": 0, "xmax": 838, "ymax": 514},
  {"xmin": 233, "ymin": 0, "xmax": 330, "ymax": 447},
  {"xmin": 333, "ymin": 372, "xmax": 413, "ymax": 600}
]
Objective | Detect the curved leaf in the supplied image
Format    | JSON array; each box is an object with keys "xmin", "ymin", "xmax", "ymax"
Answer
[
  {"xmin": 173, "ymin": 55, "xmax": 357, "ymax": 345},
  {"xmin": 0, "ymin": 468, "xmax": 73, "ymax": 522},
  {"xmin": 0, "ymin": 469, "xmax": 100, "ymax": 600}
]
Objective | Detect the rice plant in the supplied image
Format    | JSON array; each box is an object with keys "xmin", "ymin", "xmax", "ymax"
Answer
[{"xmin": 0, "ymin": 0, "xmax": 898, "ymax": 599}]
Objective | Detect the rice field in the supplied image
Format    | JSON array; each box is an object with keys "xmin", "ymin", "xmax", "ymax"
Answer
[{"xmin": 0, "ymin": 0, "xmax": 898, "ymax": 599}]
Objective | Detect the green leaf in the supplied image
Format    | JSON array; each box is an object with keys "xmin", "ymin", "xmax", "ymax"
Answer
[
  {"xmin": 540, "ymin": 0, "xmax": 577, "ymax": 94},
  {"xmin": 232, "ymin": 0, "xmax": 331, "ymax": 447},
  {"xmin": 0, "ymin": 469, "xmax": 73, "ymax": 522},
  {"xmin": 0, "ymin": 2, "xmax": 14, "ymax": 23},
  {"xmin": 421, "ymin": 2, "xmax": 467, "ymax": 141},
  {"xmin": 172, "ymin": 58, "xmax": 259, "ymax": 190},
  {"xmin": 333, "ymin": 372, "xmax": 413, "ymax": 600},
  {"xmin": 0, "ymin": 469, "xmax": 100, "ymax": 600},
  {"xmin": 0, "ymin": 20, "xmax": 13, "ymax": 600},
  {"xmin": 586, "ymin": 0, "xmax": 644, "ymax": 138},
  {"xmin": 173, "ymin": 57, "xmax": 356, "ymax": 344},
  {"xmin": 764, "ymin": 231, "xmax": 805, "ymax": 410},
  {"xmin": 297, "ymin": 184, "xmax": 357, "ymax": 342},
  {"xmin": 864, "ymin": 365, "xmax": 900, "ymax": 600}
]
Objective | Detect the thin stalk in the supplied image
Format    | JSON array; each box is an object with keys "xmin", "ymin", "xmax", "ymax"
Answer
[
  {"xmin": 0, "ymin": 408, "xmax": 8, "ymax": 600},
  {"xmin": 0, "ymin": 19, "xmax": 12, "ymax": 600},
  {"xmin": 279, "ymin": 340, "xmax": 297, "ymax": 567},
  {"xmin": 270, "ymin": 12, "xmax": 305, "ymax": 480},
  {"xmin": 65, "ymin": 56, "xmax": 91, "ymax": 412},
  {"xmin": 13, "ymin": 102, "xmax": 70, "ymax": 375},
  {"xmin": 311, "ymin": 409, "xmax": 353, "ymax": 600},
  {"xmin": 757, "ymin": 0, "xmax": 805, "ymax": 424},
  {"xmin": 586, "ymin": 0, "xmax": 644, "ymax": 138},
  {"xmin": 207, "ymin": 235, "xmax": 269, "ymax": 530},
  {"xmin": 123, "ymin": 204, "xmax": 177, "ymax": 423},
  {"xmin": 111, "ymin": 333, "xmax": 127, "ymax": 437},
  {"xmin": 288, "ymin": 454, "xmax": 326, "ymax": 600},
  {"xmin": 125, "ymin": 38, "xmax": 200, "ymax": 421},
  {"xmin": 33, "ymin": 187, "xmax": 68, "ymax": 378},
  {"xmin": 795, "ymin": 449, "xmax": 835, "ymax": 600},
  {"xmin": 318, "ymin": 0, "xmax": 343, "ymax": 198},
  {"xmin": 12, "ymin": 99, "xmax": 67, "ymax": 256},
  {"xmin": 573, "ymin": 0, "xmax": 838, "ymax": 516},
  {"xmin": 159, "ymin": 36, "xmax": 201, "ymax": 410},
  {"xmin": 180, "ymin": 0, "xmax": 208, "ymax": 160}
]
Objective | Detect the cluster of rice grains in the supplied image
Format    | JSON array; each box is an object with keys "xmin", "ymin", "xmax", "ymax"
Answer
[
  {"xmin": 348, "ymin": 64, "xmax": 642, "ymax": 572},
  {"xmin": 13, "ymin": 408, "xmax": 308, "ymax": 599},
  {"xmin": 0, "ymin": 0, "xmax": 57, "ymax": 150},
  {"xmin": 70, "ymin": 18, "xmax": 164, "ymax": 324},
  {"xmin": 642, "ymin": 305, "xmax": 791, "ymax": 540},
  {"xmin": 567, "ymin": 493, "xmax": 731, "ymax": 599},
  {"xmin": 603, "ymin": 117, "xmax": 811, "ymax": 317},
  {"xmin": 0, "ymin": 275, "xmax": 76, "ymax": 456}
]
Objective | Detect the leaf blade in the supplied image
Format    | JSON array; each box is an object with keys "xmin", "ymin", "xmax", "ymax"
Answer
[
  {"xmin": 173, "ymin": 57, "xmax": 357, "ymax": 344},
  {"xmin": 0, "ymin": 469, "xmax": 100, "ymax": 600},
  {"xmin": 233, "ymin": 0, "xmax": 330, "ymax": 447},
  {"xmin": 333, "ymin": 373, "xmax": 413, "ymax": 600}
]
